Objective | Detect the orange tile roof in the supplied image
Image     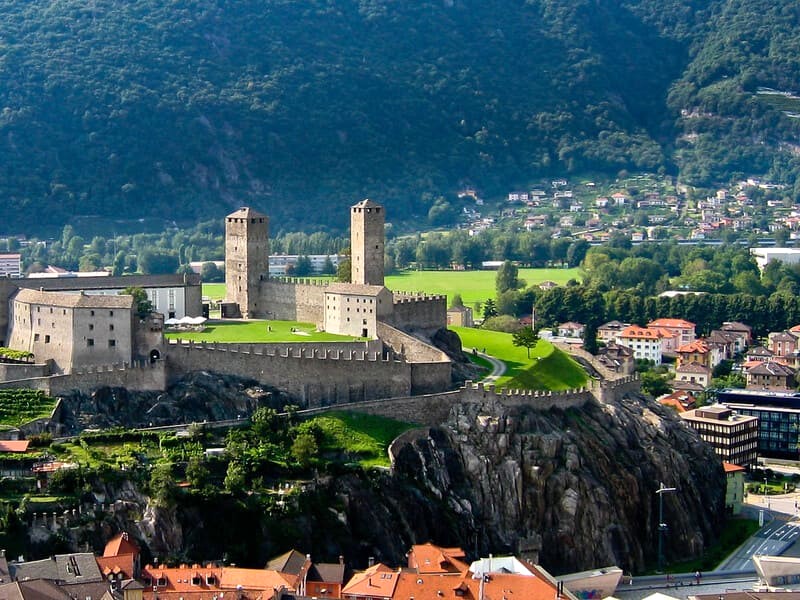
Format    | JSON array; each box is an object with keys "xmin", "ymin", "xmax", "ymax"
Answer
[
  {"xmin": 218, "ymin": 567, "xmax": 296, "ymax": 591},
  {"xmin": 619, "ymin": 326, "xmax": 662, "ymax": 340},
  {"xmin": 649, "ymin": 327, "xmax": 676, "ymax": 339},
  {"xmin": 342, "ymin": 563, "xmax": 398, "ymax": 598},
  {"xmin": 141, "ymin": 565, "xmax": 294, "ymax": 595},
  {"xmin": 407, "ymin": 543, "xmax": 469, "ymax": 574},
  {"xmin": 723, "ymin": 462, "xmax": 746, "ymax": 473},
  {"xmin": 648, "ymin": 318, "xmax": 695, "ymax": 329},
  {"xmin": 103, "ymin": 532, "xmax": 140, "ymax": 557},
  {"xmin": 393, "ymin": 570, "xmax": 560, "ymax": 600},
  {"xmin": 0, "ymin": 440, "xmax": 29, "ymax": 453},
  {"xmin": 677, "ymin": 340, "xmax": 710, "ymax": 354},
  {"xmin": 96, "ymin": 554, "xmax": 135, "ymax": 579}
]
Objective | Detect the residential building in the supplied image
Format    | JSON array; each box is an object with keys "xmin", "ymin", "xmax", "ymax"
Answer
[
  {"xmin": 723, "ymin": 462, "xmax": 746, "ymax": 515},
  {"xmin": 0, "ymin": 254, "xmax": 21, "ymax": 278},
  {"xmin": 557, "ymin": 322, "xmax": 584, "ymax": 339},
  {"xmin": 598, "ymin": 321, "xmax": 628, "ymax": 343},
  {"xmin": 679, "ymin": 405, "xmax": 758, "ymax": 468},
  {"xmin": 658, "ymin": 390, "xmax": 697, "ymax": 413},
  {"xmin": 717, "ymin": 389, "xmax": 800, "ymax": 460},
  {"xmin": 746, "ymin": 361, "xmax": 796, "ymax": 391},
  {"xmin": 647, "ymin": 318, "xmax": 696, "ymax": 347},
  {"xmin": 746, "ymin": 346, "xmax": 775, "ymax": 362},
  {"xmin": 596, "ymin": 342, "xmax": 635, "ymax": 375},
  {"xmin": 768, "ymin": 330, "xmax": 800, "ymax": 357},
  {"xmin": 676, "ymin": 340, "xmax": 722, "ymax": 370},
  {"xmin": 617, "ymin": 325, "xmax": 663, "ymax": 363},
  {"xmin": 707, "ymin": 330, "xmax": 739, "ymax": 360},
  {"xmin": 674, "ymin": 363, "xmax": 712, "ymax": 389}
]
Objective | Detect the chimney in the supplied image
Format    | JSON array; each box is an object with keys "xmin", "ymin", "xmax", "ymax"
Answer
[
  {"xmin": 368, "ymin": 556, "xmax": 375, "ymax": 568},
  {"xmin": 339, "ymin": 555, "xmax": 344, "ymax": 565}
]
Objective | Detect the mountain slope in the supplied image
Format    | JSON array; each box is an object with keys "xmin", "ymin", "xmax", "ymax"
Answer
[{"xmin": 0, "ymin": 0, "xmax": 797, "ymax": 235}]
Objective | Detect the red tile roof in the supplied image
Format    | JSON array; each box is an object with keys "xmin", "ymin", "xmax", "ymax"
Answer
[
  {"xmin": 677, "ymin": 340, "xmax": 711, "ymax": 354},
  {"xmin": 103, "ymin": 532, "xmax": 140, "ymax": 558},
  {"xmin": 342, "ymin": 563, "xmax": 398, "ymax": 598},
  {"xmin": 648, "ymin": 318, "xmax": 695, "ymax": 329},
  {"xmin": 407, "ymin": 543, "xmax": 469, "ymax": 574},
  {"xmin": 0, "ymin": 440, "xmax": 29, "ymax": 453},
  {"xmin": 619, "ymin": 326, "xmax": 662, "ymax": 340},
  {"xmin": 723, "ymin": 462, "xmax": 746, "ymax": 473}
]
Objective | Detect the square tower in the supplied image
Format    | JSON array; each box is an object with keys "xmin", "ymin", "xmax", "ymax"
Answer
[
  {"xmin": 351, "ymin": 199, "xmax": 384, "ymax": 286},
  {"xmin": 225, "ymin": 207, "xmax": 269, "ymax": 318}
]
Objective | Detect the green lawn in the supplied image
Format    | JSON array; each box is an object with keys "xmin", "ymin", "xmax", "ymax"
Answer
[
  {"xmin": 307, "ymin": 411, "xmax": 414, "ymax": 468},
  {"xmin": 165, "ymin": 320, "xmax": 359, "ymax": 343},
  {"xmin": 202, "ymin": 268, "xmax": 582, "ymax": 307},
  {"xmin": 385, "ymin": 268, "xmax": 582, "ymax": 306},
  {"xmin": 451, "ymin": 326, "xmax": 587, "ymax": 390}
]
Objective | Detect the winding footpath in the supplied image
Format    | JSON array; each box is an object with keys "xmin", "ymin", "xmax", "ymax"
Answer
[{"xmin": 478, "ymin": 351, "xmax": 506, "ymax": 384}]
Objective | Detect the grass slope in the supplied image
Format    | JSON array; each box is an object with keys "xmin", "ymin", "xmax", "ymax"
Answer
[
  {"xmin": 164, "ymin": 320, "xmax": 357, "ymax": 343},
  {"xmin": 310, "ymin": 411, "xmax": 413, "ymax": 468},
  {"xmin": 451, "ymin": 326, "xmax": 587, "ymax": 391},
  {"xmin": 0, "ymin": 390, "xmax": 57, "ymax": 428}
]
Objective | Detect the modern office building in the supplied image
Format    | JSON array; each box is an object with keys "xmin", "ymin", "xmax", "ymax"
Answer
[{"xmin": 680, "ymin": 405, "xmax": 759, "ymax": 468}]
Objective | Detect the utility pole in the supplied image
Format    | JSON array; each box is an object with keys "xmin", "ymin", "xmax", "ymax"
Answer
[{"xmin": 656, "ymin": 482, "xmax": 677, "ymax": 572}]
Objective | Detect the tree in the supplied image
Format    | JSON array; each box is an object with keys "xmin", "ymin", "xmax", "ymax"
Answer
[
  {"xmin": 122, "ymin": 286, "xmax": 153, "ymax": 318},
  {"xmin": 512, "ymin": 326, "xmax": 538, "ymax": 358},
  {"xmin": 200, "ymin": 261, "xmax": 224, "ymax": 282},
  {"xmin": 186, "ymin": 456, "xmax": 210, "ymax": 490},
  {"xmin": 224, "ymin": 460, "xmax": 247, "ymax": 493},
  {"xmin": 640, "ymin": 371, "xmax": 671, "ymax": 397},
  {"xmin": 482, "ymin": 298, "xmax": 498, "ymax": 320},
  {"xmin": 321, "ymin": 256, "xmax": 336, "ymax": 275},
  {"xmin": 336, "ymin": 258, "xmax": 351, "ymax": 282},
  {"xmin": 496, "ymin": 260, "xmax": 520, "ymax": 294},
  {"xmin": 293, "ymin": 255, "xmax": 313, "ymax": 277},
  {"xmin": 149, "ymin": 463, "xmax": 178, "ymax": 506},
  {"xmin": 291, "ymin": 432, "xmax": 319, "ymax": 468},
  {"xmin": 450, "ymin": 293, "xmax": 464, "ymax": 308},
  {"xmin": 138, "ymin": 250, "xmax": 178, "ymax": 274}
]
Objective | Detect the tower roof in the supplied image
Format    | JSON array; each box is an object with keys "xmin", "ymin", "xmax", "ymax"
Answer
[
  {"xmin": 352, "ymin": 198, "xmax": 382, "ymax": 210},
  {"xmin": 226, "ymin": 206, "xmax": 268, "ymax": 220}
]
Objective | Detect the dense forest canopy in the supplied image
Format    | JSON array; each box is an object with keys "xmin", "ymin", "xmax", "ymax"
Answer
[{"xmin": 1, "ymin": 0, "xmax": 799, "ymax": 236}]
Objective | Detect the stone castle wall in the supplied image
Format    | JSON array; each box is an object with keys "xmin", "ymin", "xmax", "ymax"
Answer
[
  {"xmin": 0, "ymin": 360, "xmax": 167, "ymax": 395},
  {"xmin": 0, "ymin": 362, "xmax": 52, "ymax": 381},
  {"xmin": 166, "ymin": 341, "xmax": 413, "ymax": 407},
  {"xmin": 258, "ymin": 279, "xmax": 326, "ymax": 323},
  {"xmin": 0, "ymin": 278, "xmax": 15, "ymax": 346},
  {"xmin": 387, "ymin": 293, "xmax": 447, "ymax": 334}
]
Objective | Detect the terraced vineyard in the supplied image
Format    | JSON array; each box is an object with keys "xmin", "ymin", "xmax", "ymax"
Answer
[{"xmin": 0, "ymin": 389, "xmax": 57, "ymax": 428}]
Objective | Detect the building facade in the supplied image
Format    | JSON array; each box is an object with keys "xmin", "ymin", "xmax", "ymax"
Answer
[
  {"xmin": 225, "ymin": 207, "xmax": 269, "ymax": 318},
  {"xmin": 680, "ymin": 405, "xmax": 758, "ymax": 468}
]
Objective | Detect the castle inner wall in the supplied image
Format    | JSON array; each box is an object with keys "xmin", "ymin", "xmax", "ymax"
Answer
[{"xmin": 258, "ymin": 280, "xmax": 326, "ymax": 323}]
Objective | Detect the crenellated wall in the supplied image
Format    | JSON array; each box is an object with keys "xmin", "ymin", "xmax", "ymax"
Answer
[
  {"xmin": 0, "ymin": 360, "xmax": 167, "ymax": 394},
  {"xmin": 387, "ymin": 293, "xmax": 447, "ymax": 334},
  {"xmin": 0, "ymin": 362, "xmax": 52, "ymax": 381},
  {"xmin": 166, "ymin": 340, "xmax": 414, "ymax": 406},
  {"xmin": 257, "ymin": 279, "xmax": 326, "ymax": 323}
]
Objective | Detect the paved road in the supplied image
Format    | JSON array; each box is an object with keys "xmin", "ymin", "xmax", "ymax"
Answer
[
  {"xmin": 717, "ymin": 518, "xmax": 800, "ymax": 572},
  {"xmin": 477, "ymin": 351, "xmax": 506, "ymax": 384}
]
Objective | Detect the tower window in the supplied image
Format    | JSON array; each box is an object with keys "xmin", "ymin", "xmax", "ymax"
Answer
[{"xmin": 87, "ymin": 339, "xmax": 94, "ymax": 347}]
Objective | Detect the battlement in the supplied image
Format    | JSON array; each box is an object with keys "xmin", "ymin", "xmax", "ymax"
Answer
[
  {"xmin": 69, "ymin": 359, "xmax": 157, "ymax": 375},
  {"xmin": 271, "ymin": 277, "xmax": 331, "ymax": 288},
  {"xmin": 392, "ymin": 292, "xmax": 447, "ymax": 304},
  {"xmin": 168, "ymin": 339, "xmax": 403, "ymax": 363}
]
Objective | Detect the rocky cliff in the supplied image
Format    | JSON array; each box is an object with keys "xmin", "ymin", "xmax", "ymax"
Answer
[{"xmin": 33, "ymin": 381, "xmax": 723, "ymax": 575}]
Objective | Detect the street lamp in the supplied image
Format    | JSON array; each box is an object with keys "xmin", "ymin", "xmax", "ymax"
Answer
[{"xmin": 656, "ymin": 482, "xmax": 677, "ymax": 572}]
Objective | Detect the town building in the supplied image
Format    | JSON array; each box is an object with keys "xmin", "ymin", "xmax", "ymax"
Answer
[
  {"xmin": 723, "ymin": 462, "xmax": 746, "ymax": 515},
  {"xmin": 557, "ymin": 322, "xmax": 584, "ymax": 339},
  {"xmin": 598, "ymin": 321, "xmax": 628, "ymax": 344},
  {"xmin": 446, "ymin": 305, "xmax": 473, "ymax": 328},
  {"xmin": 768, "ymin": 330, "xmax": 800, "ymax": 357},
  {"xmin": 676, "ymin": 340, "xmax": 722, "ymax": 370},
  {"xmin": 679, "ymin": 405, "xmax": 758, "ymax": 468},
  {"xmin": 0, "ymin": 254, "xmax": 21, "ymax": 278},
  {"xmin": 717, "ymin": 389, "xmax": 800, "ymax": 460},
  {"xmin": 596, "ymin": 342, "xmax": 635, "ymax": 375},
  {"xmin": 616, "ymin": 325, "xmax": 663, "ymax": 363},
  {"xmin": 674, "ymin": 363, "xmax": 712, "ymax": 389},
  {"xmin": 746, "ymin": 361, "xmax": 796, "ymax": 391},
  {"xmin": 751, "ymin": 247, "xmax": 800, "ymax": 271},
  {"xmin": 647, "ymin": 318, "xmax": 696, "ymax": 347}
]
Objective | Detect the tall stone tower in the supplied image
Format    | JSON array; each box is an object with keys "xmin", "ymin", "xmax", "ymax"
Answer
[
  {"xmin": 351, "ymin": 199, "xmax": 384, "ymax": 286},
  {"xmin": 225, "ymin": 207, "xmax": 269, "ymax": 318}
]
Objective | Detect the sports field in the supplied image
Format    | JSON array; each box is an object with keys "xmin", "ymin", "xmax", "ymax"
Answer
[
  {"xmin": 164, "ymin": 319, "xmax": 358, "ymax": 343},
  {"xmin": 202, "ymin": 268, "xmax": 582, "ymax": 306},
  {"xmin": 451, "ymin": 326, "xmax": 587, "ymax": 391}
]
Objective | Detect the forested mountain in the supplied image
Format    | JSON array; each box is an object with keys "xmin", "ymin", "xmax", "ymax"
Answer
[{"xmin": 1, "ymin": 0, "xmax": 799, "ymax": 236}]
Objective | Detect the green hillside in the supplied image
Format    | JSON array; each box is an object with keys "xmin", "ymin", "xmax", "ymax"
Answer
[{"xmin": 1, "ymin": 0, "xmax": 800, "ymax": 235}]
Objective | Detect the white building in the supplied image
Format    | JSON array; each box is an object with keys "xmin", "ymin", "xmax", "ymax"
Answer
[
  {"xmin": 751, "ymin": 248, "xmax": 800, "ymax": 271},
  {"xmin": 0, "ymin": 254, "xmax": 22, "ymax": 278},
  {"xmin": 617, "ymin": 325, "xmax": 663, "ymax": 363}
]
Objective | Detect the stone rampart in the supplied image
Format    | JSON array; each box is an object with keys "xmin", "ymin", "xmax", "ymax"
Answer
[
  {"xmin": 258, "ymin": 280, "xmax": 326, "ymax": 323},
  {"xmin": 0, "ymin": 360, "xmax": 167, "ymax": 395},
  {"xmin": 596, "ymin": 374, "xmax": 641, "ymax": 403},
  {"xmin": 0, "ymin": 278, "xmax": 15, "ymax": 346},
  {"xmin": 0, "ymin": 362, "xmax": 52, "ymax": 381},
  {"xmin": 387, "ymin": 294, "xmax": 447, "ymax": 333},
  {"xmin": 459, "ymin": 380, "xmax": 596, "ymax": 410},
  {"xmin": 166, "ymin": 341, "xmax": 413, "ymax": 407}
]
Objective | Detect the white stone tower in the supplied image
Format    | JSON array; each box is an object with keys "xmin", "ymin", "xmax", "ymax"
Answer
[
  {"xmin": 225, "ymin": 207, "xmax": 269, "ymax": 318},
  {"xmin": 350, "ymin": 199, "xmax": 384, "ymax": 286}
]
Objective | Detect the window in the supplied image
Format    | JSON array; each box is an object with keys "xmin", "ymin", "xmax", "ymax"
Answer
[
  {"xmin": 206, "ymin": 576, "xmax": 215, "ymax": 585},
  {"xmin": 87, "ymin": 339, "xmax": 95, "ymax": 347},
  {"xmin": 157, "ymin": 578, "xmax": 167, "ymax": 587},
  {"xmin": 109, "ymin": 311, "xmax": 114, "ymax": 316},
  {"xmin": 45, "ymin": 335, "xmax": 50, "ymax": 343},
  {"xmin": 90, "ymin": 310, "xmax": 95, "ymax": 316},
  {"xmin": 108, "ymin": 339, "xmax": 116, "ymax": 348},
  {"xmin": 34, "ymin": 334, "xmax": 40, "ymax": 342},
  {"xmin": 89, "ymin": 324, "xmax": 94, "ymax": 331},
  {"xmin": 191, "ymin": 577, "xmax": 201, "ymax": 586},
  {"xmin": 109, "ymin": 324, "xmax": 114, "ymax": 331}
]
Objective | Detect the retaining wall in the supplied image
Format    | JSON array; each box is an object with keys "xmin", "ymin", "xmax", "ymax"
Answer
[
  {"xmin": 0, "ymin": 360, "xmax": 167, "ymax": 394},
  {"xmin": 0, "ymin": 362, "xmax": 51, "ymax": 381}
]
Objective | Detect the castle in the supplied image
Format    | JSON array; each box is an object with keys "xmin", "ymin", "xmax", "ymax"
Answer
[{"xmin": 0, "ymin": 201, "xmax": 454, "ymax": 406}]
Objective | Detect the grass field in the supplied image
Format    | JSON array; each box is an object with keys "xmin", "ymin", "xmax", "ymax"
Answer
[
  {"xmin": 201, "ymin": 267, "xmax": 582, "ymax": 306},
  {"xmin": 310, "ymin": 411, "xmax": 413, "ymax": 468},
  {"xmin": 451, "ymin": 326, "xmax": 587, "ymax": 390},
  {"xmin": 164, "ymin": 320, "xmax": 359, "ymax": 343}
]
